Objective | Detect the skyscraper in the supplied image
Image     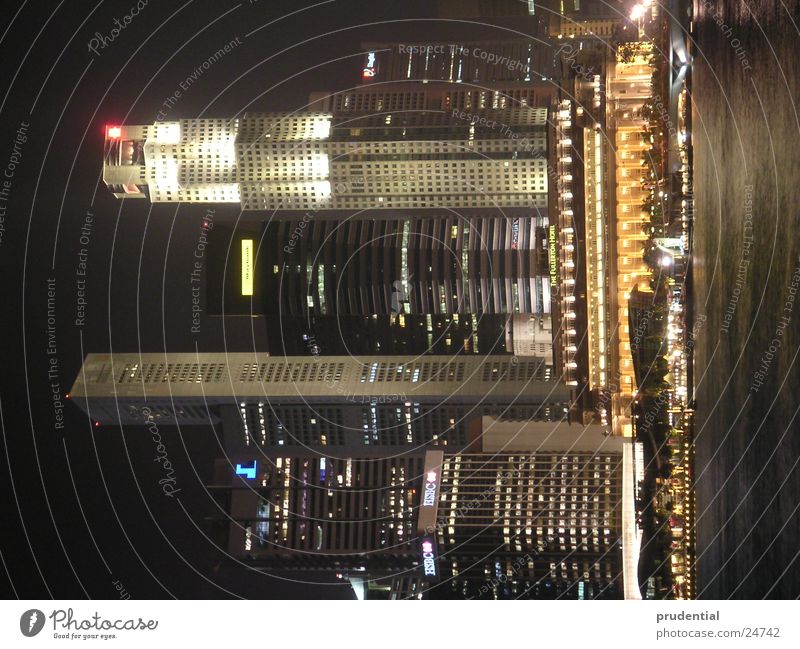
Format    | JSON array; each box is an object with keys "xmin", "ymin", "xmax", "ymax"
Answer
[
  {"xmin": 355, "ymin": 40, "xmax": 560, "ymax": 85},
  {"xmin": 309, "ymin": 79, "xmax": 557, "ymax": 114},
  {"xmin": 206, "ymin": 214, "xmax": 557, "ymax": 360},
  {"xmin": 264, "ymin": 214, "xmax": 552, "ymax": 318},
  {"xmin": 103, "ymin": 106, "xmax": 549, "ymax": 211},
  {"xmin": 69, "ymin": 352, "xmax": 570, "ymax": 454},
  {"xmin": 207, "ymin": 420, "xmax": 625, "ymax": 599}
]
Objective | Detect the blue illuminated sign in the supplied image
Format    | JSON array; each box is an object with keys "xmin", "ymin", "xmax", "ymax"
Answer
[{"xmin": 235, "ymin": 461, "xmax": 256, "ymax": 480}]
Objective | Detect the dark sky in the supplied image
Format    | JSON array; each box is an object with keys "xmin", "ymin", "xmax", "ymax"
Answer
[{"xmin": 0, "ymin": 0, "xmax": 551, "ymax": 599}]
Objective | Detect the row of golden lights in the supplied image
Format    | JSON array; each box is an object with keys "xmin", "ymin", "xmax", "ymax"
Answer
[{"xmin": 555, "ymin": 101, "xmax": 580, "ymax": 386}]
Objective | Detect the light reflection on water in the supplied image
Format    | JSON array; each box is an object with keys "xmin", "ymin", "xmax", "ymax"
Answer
[{"xmin": 691, "ymin": 0, "xmax": 800, "ymax": 599}]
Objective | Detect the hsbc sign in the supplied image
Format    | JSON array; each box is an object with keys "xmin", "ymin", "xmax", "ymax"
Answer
[
  {"xmin": 421, "ymin": 538, "xmax": 437, "ymax": 577},
  {"xmin": 422, "ymin": 471, "xmax": 438, "ymax": 506},
  {"xmin": 416, "ymin": 452, "xmax": 444, "ymax": 581}
]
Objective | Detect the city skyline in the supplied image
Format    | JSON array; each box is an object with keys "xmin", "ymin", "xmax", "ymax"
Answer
[
  {"xmin": 79, "ymin": 16, "xmax": 674, "ymax": 601},
  {"xmin": 1, "ymin": 0, "xmax": 799, "ymax": 621}
]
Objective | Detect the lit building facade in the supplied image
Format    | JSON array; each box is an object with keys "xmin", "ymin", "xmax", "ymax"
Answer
[
  {"xmin": 357, "ymin": 40, "xmax": 560, "ymax": 84},
  {"xmin": 309, "ymin": 80, "xmax": 557, "ymax": 115},
  {"xmin": 208, "ymin": 421, "xmax": 624, "ymax": 599},
  {"xmin": 547, "ymin": 47, "xmax": 656, "ymax": 435},
  {"xmin": 69, "ymin": 352, "xmax": 570, "ymax": 454},
  {"xmin": 554, "ymin": 17, "xmax": 620, "ymax": 40},
  {"xmin": 606, "ymin": 44, "xmax": 656, "ymax": 435},
  {"xmin": 265, "ymin": 214, "xmax": 553, "ymax": 317},
  {"xmin": 206, "ymin": 213, "xmax": 556, "ymax": 360},
  {"xmin": 103, "ymin": 107, "xmax": 550, "ymax": 211}
]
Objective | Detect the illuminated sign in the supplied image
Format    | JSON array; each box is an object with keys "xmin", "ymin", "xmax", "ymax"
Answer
[
  {"xmin": 241, "ymin": 239, "xmax": 254, "ymax": 295},
  {"xmin": 548, "ymin": 225, "xmax": 558, "ymax": 287},
  {"xmin": 511, "ymin": 218, "xmax": 520, "ymax": 250},
  {"xmin": 235, "ymin": 461, "xmax": 256, "ymax": 480},
  {"xmin": 363, "ymin": 51, "xmax": 377, "ymax": 78},
  {"xmin": 416, "ymin": 451, "xmax": 444, "ymax": 536},
  {"xmin": 423, "ymin": 471, "xmax": 438, "ymax": 506},
  {"xmin": 420, "ymin": 537, "xmax": 438, "ymax": 578}
]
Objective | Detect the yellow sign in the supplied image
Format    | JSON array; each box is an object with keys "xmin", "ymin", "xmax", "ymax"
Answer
[
  {"xmin": 548, "ymin": 225, "xmax": 558, "ymax": 287},
  {"xmin": 241, "ymin": 239, "xmax": 253, "ymax": 295}
]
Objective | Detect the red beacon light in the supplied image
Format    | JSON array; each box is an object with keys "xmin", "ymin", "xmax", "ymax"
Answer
[{"xmin": 106, "ymin": 126, "xmax": 122, "ymax": 139}]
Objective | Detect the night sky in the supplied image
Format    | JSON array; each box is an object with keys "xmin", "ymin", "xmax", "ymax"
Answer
[{"xmin": 0, "ymin": 0, "xmax": 556, "ymax": 599}]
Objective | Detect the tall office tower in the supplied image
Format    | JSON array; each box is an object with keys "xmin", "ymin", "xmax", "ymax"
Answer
[
  {"xmin": 262, "ymin": 215, "xmax": 554, "ymax": 359},
  {"xmin": 103, "ymin": 106, "xmax": 550, "ymax": 211},
  {"xmin": 216, "ymin": 452, "xmax": 426, "ymax": 569},
  {"xmin": 357, "ymin": 40, "xmax": 559, "ymax": 85},
  {"xmin": 309, "ymin": 80, "xmax": 557, "ymax": 114},
  {"xmin": 69, "ymin": 353, "xmax": 570, "ymax": 455},
  {"xmin": 265, "ymin": 214, "xmax": 552, "ymax": 318},
  {"xmin": 206, "ymin": 220, "xmax": 556, "ymax": 360},
  {"xmin": 209, "ymin": 421, "xmax": 625, "ymax": 599}
]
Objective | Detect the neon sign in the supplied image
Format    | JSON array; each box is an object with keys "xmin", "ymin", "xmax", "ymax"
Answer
[
  {"xmin": 241, "ymin": 239, "xmax": 254, "ymax": 296},
  {"xmin": 421, "ymin": 537, "xmax": 437, "ymax": 577},
  {"xmin": 235, "ymin": 461, "xmax": 256, "ymax": 479},
  {"xmin": 548, "ymin": 224, "xmax": 558, "ymax": 287},
  {"xmin": 423, "ymin": 471, "xmax": 438, "ymax": 506},
  {"xmin": 363, "ymin": 52, "xmax": 377, "ymax": 78},
  {"xmin": 417, "ymin": 451, "xmax": 444, "ymax": 536}
]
